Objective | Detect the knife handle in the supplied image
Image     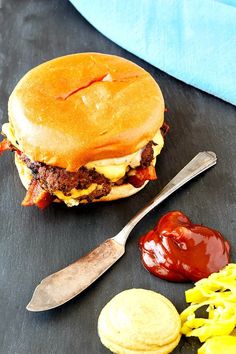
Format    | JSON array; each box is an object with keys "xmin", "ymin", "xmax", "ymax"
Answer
[{"xmin": 114, "ymin": 151, "xmax": 217, "ymax": 245}]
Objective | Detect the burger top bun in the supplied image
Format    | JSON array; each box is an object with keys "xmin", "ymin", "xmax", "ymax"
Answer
[{"xmin": 9, "ymin": 53, "xmax": 164, "ymax": 172}]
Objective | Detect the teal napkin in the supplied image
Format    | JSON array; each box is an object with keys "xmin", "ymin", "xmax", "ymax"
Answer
[{"xmin": 70, "ymin": 0, "xmax": 236, "ymax": 105}]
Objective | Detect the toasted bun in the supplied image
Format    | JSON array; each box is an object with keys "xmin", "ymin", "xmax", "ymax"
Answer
[
  {"xmin": 9, "ymin": 53, "xmax": 164, "ymax": 172},
  {"xmin": 15, "ymin": 153, "xmax": 149, "ymax": 204}
]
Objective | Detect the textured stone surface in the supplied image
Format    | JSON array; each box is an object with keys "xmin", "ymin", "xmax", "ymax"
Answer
[{"xmin": 0, "ymin": 1, "xmax": 235, "ymax": 353}]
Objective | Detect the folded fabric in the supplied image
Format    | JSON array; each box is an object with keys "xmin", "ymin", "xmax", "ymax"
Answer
[{"xmin": 70, "ymin": 0, "xmax": 236, "ymax": 106}]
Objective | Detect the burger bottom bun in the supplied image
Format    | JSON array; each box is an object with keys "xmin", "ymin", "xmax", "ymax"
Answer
[
  {"xmin": 99, "ymin": 181, "xmax": 148, "ymax": 202},
  {"xmin": 15, "ymin": 154, "xmax": 150, "ymax": 204}
]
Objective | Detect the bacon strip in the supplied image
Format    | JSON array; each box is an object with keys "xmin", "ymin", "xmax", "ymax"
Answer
[
  {"xmin": 161, "ymin": 122, "xmax": 170, "ymax": 137},
  {"xmin": 22, "ymin": 179, "xmax": 53, "ymax": 209},
  {"xmin": 0, "ymin": 139, "xmax": 14, "ymax": 154},
  {"xmin": 0, "ymin": 138, "xmax": 21, "ymax": 155},
  {"xmin": 128, "ymin": 166, "xmax": 157, "ymax": 188}
]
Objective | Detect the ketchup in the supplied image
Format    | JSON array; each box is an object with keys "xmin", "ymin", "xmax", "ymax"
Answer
[{"xmin": 139, "ymin": 211, "xmax": 230, "ymax": 282}]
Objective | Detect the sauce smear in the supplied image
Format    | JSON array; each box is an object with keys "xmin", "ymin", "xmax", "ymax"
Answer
[{"xmin": 139, "ymin": 211, "xmax": 230, "ymax": 282}]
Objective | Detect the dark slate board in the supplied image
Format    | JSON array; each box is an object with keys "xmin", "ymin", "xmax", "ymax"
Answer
[{"xmin": 0, "ymin": 1, "xmax": 236, "ymax": 353}]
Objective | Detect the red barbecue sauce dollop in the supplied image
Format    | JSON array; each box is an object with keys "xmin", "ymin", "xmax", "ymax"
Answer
[{"xmin": 139, "ymin": 211, "xmax": 230, "ymax": 282}]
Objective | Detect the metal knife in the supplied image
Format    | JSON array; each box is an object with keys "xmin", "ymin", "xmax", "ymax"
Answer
[{"xmin": 27, "ymin": 151, "xmax": 217, "ymax": 311}]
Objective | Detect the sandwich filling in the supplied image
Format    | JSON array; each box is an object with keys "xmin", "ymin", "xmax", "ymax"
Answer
[{"xmin": 0, "ymin": 122, "xmax": 168, "ymax": 208}]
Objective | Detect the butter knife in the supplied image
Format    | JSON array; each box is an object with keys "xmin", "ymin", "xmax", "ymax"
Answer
[{"xmin": 27, "ymin": 151, "xmax": 217, "ymax": 311}]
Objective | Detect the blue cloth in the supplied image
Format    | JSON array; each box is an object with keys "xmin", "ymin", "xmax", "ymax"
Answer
[{"xmin": 70, "ymin": 0, "xmax": 236, "ymax": 106}]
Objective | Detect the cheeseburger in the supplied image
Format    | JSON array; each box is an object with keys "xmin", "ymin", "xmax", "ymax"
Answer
[{"xmin": 0, "ymin": 53, "xmax": 168, "ymax": 209}]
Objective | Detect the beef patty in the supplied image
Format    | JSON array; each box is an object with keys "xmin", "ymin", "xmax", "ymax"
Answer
[{"xmin": 19, "ymin": 141, "xmax": 154, "ymax": 197}]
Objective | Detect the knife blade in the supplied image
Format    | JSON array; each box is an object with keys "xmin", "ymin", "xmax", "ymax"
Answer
[{"xmin": 27, "ymin": 239, "xmax": 125, "ymax": 311}]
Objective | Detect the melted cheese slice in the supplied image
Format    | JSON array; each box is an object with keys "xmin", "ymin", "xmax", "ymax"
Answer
[
  {"xmin": 3, "ymin": 122, "xmax": 164, "ymax": 182},
  {"xmin": 90, "ymin": 164, "xmax": 128, "ymax": 182},
  {"xmin": 86, "ymin": 129, "xmax": 164, "ymax": 181},
  {"xmin": 2, "ymin": 123, "xmax": 20, "ymax": 147},
  {"xmin": 54, "ymin": 184, "xmax": 97, "ymax": 207}
]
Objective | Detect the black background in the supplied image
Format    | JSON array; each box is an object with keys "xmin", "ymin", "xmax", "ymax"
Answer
[{"xmin": 1, "ymin": 1, "xmax": 236, "ymax": 353}]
